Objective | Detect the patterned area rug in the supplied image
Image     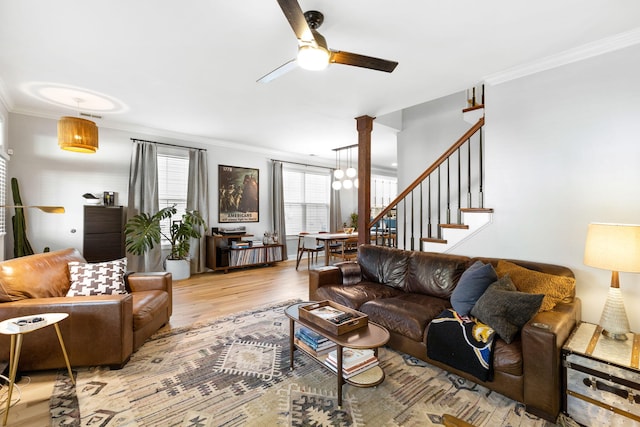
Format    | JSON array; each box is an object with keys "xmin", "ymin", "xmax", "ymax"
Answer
[{"xmin": 49, "ymin": 300, "xmax": 561, "ymax": 426}]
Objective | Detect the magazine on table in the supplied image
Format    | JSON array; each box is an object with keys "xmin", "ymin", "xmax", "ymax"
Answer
[{"xmin": 307, "ymin": 305, "xmax": 356, "ymax": 325}]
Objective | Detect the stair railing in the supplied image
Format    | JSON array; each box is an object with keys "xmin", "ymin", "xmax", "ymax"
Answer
[{"xmin": 369, "ymin": 117, "xmax": 485, "ymax": 250}]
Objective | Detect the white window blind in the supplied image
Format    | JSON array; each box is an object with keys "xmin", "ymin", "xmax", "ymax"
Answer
[
  {"xmin": 283, "ymin": 168, "xmax": 330, "ymax": 236},
  {"xmin": 0, "ymin": 157, "xmax": 5, "ymax": 235},
  {"xmin": 157, "ymin": 152, "xmax": 189, "ymax": 242}
]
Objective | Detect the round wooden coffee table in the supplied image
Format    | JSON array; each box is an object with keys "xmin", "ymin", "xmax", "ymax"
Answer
[{"xmin": 285, "ymin": 302, "xmax": 390, "ymax": 406}]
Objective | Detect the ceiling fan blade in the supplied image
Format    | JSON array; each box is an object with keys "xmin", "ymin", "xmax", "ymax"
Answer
[
  {"xmin": 257, "ymin": 58, "xmax": 298, "ymax": 83},
  {"xmin": 330, "ymin": 51, "xmax": 398, "ymax": 73},
  {"xmin": 277, "ymin": 0, "xmax": 314, "ymax": 43}
]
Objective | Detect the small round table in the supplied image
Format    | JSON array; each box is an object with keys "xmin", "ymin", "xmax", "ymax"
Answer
[{"xmin": 0, "ymin": 313, "xmax": 75, "ymax": 426}]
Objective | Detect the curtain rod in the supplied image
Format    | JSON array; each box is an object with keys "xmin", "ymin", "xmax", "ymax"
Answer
[
  {"xmin": 271, "ymin": 159, "xmax": 333, "ymax": 171},
  {"xmin": 130, "ymin": 138, "xmax": 207, "ymax": 151}
]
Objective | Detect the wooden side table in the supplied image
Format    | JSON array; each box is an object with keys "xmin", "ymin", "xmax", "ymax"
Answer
[
  {"xmin": 562, "ymin": 321, "xmax": 640, "ymax": 426},
  {"xmin": 0, "ymin": 313, "xmax": 75, "ymax": 426}
]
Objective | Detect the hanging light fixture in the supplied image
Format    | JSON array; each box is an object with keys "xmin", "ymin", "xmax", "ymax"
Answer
[
  {"xmin": 58, "ymin": 98, "xmax": 99, "ymax": 153},
  {"xmin": 346, "ymin": 146, "xmax": 357, "ymax": 178},
  {"xmin": 332, "ymin": 144, "xmax": 358, "ymax": 190},
  {"xmin": 333, "ymin": 149, "xmax": 344, "ymax": 180}
]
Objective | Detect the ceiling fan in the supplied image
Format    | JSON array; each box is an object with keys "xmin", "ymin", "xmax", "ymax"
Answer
[{"xmin": 258, "ymin": 0, "xmax": 399, "ymax": 83}]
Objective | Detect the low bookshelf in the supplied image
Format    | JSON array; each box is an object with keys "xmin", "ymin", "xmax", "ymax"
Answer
[{"xmin": 206, "ymin": 234, "xmax": 284, "ymax": 273}]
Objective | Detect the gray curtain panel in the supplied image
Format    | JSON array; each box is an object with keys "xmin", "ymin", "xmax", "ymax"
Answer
[
  {"xmin": 330, "ymin": 169, "xmax": 342, "ymax": 232},
  {"xmin": 271, "ymin": 161, "xmax": 288, "ymax": 259},
  {"xmin": 127, "ymin": 141, "xmax": 161, "ymax": 272},
  {"xmin": 187, "ymin": 148, "xmax": 209, "ymax": 273}
]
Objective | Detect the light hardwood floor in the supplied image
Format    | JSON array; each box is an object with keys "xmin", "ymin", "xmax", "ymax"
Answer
[{"xmin": 3, "ymin": 258, "xmax": 313, "ymax": 426}]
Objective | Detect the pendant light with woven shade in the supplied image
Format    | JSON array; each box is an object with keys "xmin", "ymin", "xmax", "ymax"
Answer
[{"xmin": 58, "ymin": 99, "xmax": 99, "ymax": 153}]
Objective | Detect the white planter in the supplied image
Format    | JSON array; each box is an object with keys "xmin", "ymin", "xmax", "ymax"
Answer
[{"xmin": 165, "ymin": 259, "xmax": 191, "ymax": 280}]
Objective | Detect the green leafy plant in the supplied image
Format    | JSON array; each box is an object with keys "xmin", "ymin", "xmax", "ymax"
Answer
[
  {"xmin": 349, "ymin": 212, "xmax": 358, "ymax": 230},
  {"xmin": 125, "ymin": 205, "xmax": 206, "ymax": 260}
]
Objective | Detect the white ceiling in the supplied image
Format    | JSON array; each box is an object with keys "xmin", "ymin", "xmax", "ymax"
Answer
[{"xmin": 1, "ymin": 1, "xmax": 639, "ymax": 171}]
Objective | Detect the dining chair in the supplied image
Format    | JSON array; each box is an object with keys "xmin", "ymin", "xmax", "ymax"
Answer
[
  {"xmin": 295, "ymin": 232, "xmax": 325, "ymax": 270},
  {"xmin": 331, "ymin": 236, "xmax": 359, "ymax": 262}
]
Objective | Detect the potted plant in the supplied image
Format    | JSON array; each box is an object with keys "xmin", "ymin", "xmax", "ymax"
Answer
[{"xmin": 125, "ymin": 205, "xmax": 206, "ymax": 280}]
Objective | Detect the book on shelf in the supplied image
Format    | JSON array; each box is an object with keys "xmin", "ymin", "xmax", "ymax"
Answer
[
  {"xmin": 295, "ymin": 327, "xmax": 335, "ymax": 351},
  {"xmin": 294, "ymin": 337, "xmax": 335, "ymax": 356},
  {"xmin": 326, "ymin": 348, "xmax": 375, "ymax": 368},
  {"xmin": 324, "ymin": 356, "xmax": 379, "ymax": 378}
]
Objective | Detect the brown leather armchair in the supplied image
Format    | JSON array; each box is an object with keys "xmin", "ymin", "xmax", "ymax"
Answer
[{"xmin": 0, "ymin": 248, "xmax": 172, "ymax": 370}]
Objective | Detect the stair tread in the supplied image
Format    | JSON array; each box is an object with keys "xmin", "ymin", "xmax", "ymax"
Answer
[
  {"xmin": 421, "ymin": 238, "xmax": 447, "ymax": 244},
  {"xmin": 439, "ymin": 224, "xmax": 469, "ymax": 229},
  {"xmin": 460, "ymin": 208, "xmax": 494, "ymax": 213}
]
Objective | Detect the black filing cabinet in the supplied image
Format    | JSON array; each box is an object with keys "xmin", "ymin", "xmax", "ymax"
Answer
[{"xmin": 83, "ymin": 205, "xmax": 125, "ymax": 262}]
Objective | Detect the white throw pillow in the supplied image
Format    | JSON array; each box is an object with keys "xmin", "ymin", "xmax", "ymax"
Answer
[{"xmin": 67, "ymin": 258, "xmax": 128, "ymax": 296}]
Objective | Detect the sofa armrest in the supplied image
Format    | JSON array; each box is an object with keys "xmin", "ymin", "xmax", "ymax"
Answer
[
  {"xmin": 521, "ymin": 297, "xmax": 582, "ymax": 421},
  {"xmin": 0, "ymin": 295, "xmax": 134, "ymax": 370},
  {"xmin": 127, "ymin": 271, "xmax": 173, "ymax": 316},
  {"xmin": 309, "ymin": 266, "xmax": 342, "ymax": 300}
]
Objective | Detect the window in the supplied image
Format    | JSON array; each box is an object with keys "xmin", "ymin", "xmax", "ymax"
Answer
[
  {"xmin": 283, "ymin": 167, "xmax": 330, "ymax": 236},
  {"xmin": 371, "ymin": 175, "xmax": 398, "ymax": 210},
  {"xmin": 0, "ymin": 156, "xmax": 5, "ymax": 236},
  {"xmin": 157, "ymin": 149, "xmax": 189, "ymax": 243}
]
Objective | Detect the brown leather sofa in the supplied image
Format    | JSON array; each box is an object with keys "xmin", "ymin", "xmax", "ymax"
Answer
[
  {"xmin": 309, "ymin": 244, "xmax": 581, "ymax": 422},
  {"xmin": 0, "ymin": 248, "xmax": 172, "ymax": 370}
]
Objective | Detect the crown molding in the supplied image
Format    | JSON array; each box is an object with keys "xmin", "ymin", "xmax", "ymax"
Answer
[{"xmin": 484, "ymin": 27, "xmax": 640, "ymax": 86}]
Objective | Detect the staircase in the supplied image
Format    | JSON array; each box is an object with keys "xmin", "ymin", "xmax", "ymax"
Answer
[{"xmin": 369, "ymin": 113, "xmax": 491, "ymax": 253}]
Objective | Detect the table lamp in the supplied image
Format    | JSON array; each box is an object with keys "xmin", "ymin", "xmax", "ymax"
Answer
[{"xmin": 584, "ymin": 223, "xmax": 640, "ymax": 340}]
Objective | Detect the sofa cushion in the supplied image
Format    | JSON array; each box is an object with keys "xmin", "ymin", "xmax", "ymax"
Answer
[
  {"xmin": 0, "ymin": 248, "xmax": 85, "ymax": 301},
  {"xmin": 336, "ymin": 261, "xmax": 362, "ymax": 285},
  {"xmin": 471, "ymin": 276, "xmax": 543, "ymax": 344},
  {"xmin": 450, "ymin": 261, "xmax": 498, "ymax": 316},
  {"xmin": 358, "ymin": 245, "xmax": 409, "ymax": 290},
  {"xmin": 493, "ymin": 338, "xmax": 523, "ymax": 376},
  {"xmin": 495, "ymin": 260, "xmax": 575, "ymax": 312},
  {"xmin": 67, "ymin": 258, "xmax": 128, "ymax": 296},
  {"xmin": 405, "ymin": 251, "xmax": 470, "ymax": 298},
  {"xmin": 316, "ymin": 281, "xmax": 404, "ymax": 310},
  {"xmin": 131, "ymin": 290, "xmax": 169, "ymax": 331},
  {"xmin": 360, "ymin": 294, "xmax": 450, "ymax": 342}
]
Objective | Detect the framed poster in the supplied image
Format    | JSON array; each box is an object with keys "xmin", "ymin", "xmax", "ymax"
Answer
[{"xmin": 218, "ymin": 165, "xmax": 259, "ymax": 223}]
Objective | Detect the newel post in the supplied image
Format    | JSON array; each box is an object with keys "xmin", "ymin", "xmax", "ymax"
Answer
[{"xmin": 356, "ymin": 115, "xmax": 373, "ymax": 246}]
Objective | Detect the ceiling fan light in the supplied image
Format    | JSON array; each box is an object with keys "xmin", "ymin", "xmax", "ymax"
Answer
[
  {"xmin": 58, "ymin": 116, "xmax": 98, "ymax": 153},
  {"xmin": 332, "ymin": 180, "xmax": 342, "ymax": 190},
  {"xmin": 297, "ymin": 45, "xmax": 330, "ymax": 71},
  {"xmin": 346, "ymin": 167, "xmax": 357, "ymax": 178},
  {"xmin": 334, "ymin": 169, "xmax": 344, "ymax": 179}
]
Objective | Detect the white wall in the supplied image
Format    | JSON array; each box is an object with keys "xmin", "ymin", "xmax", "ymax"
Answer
[
  {"xmin": 398, "ymin": 44, "xmax": 640, "ymax": 330},
  {"xmin": 5, "ymin": 113, "xmax": 284, "ymax": 258}
]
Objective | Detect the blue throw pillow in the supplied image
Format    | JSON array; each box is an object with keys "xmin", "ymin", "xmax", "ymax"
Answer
[{"xmin": 450, "ymin": 261, "xmax": 498, "ymax": 316}]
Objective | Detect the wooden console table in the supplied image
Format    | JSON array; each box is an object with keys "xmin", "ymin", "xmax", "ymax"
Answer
[{"xmin": 206, "ymin": 234, "xmax": 284, "ymax": 273}]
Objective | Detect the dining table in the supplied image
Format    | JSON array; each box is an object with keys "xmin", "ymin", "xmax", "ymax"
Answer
[{"xmin": 305, "ymin": 232, "xmax": 357, "ymax": 266}]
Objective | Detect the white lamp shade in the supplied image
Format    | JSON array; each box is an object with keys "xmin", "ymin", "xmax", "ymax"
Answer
[
  {"xmin": 342, "ymin": 179, "xmax": 353, "ymax": 189},
  {"xmin": 333, "ymin": 169, "xmax": 344, "ymax": 180},
  {"xmin": 584, "ymin": 223, "xmax": 640, "ymax": 272},
  {"xmin": 346, "ymin": 167, "xmax": 357, "ymax": 178},
  {"xmin": 297, "ymin": 45, "xmax": 330, "ymax": 70},
  {"xmin": 331, "ymin": 180, "xmax": 342, "ymax": 190}
]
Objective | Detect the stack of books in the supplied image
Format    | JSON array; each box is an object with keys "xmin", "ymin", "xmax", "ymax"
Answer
[
  {"xmin": 324, "ymin": 348, "xmax": 379, "ymax": 378},
  {"xmin": 294, "ymin": 327, "xmax": 337, "ymax": 356}
]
